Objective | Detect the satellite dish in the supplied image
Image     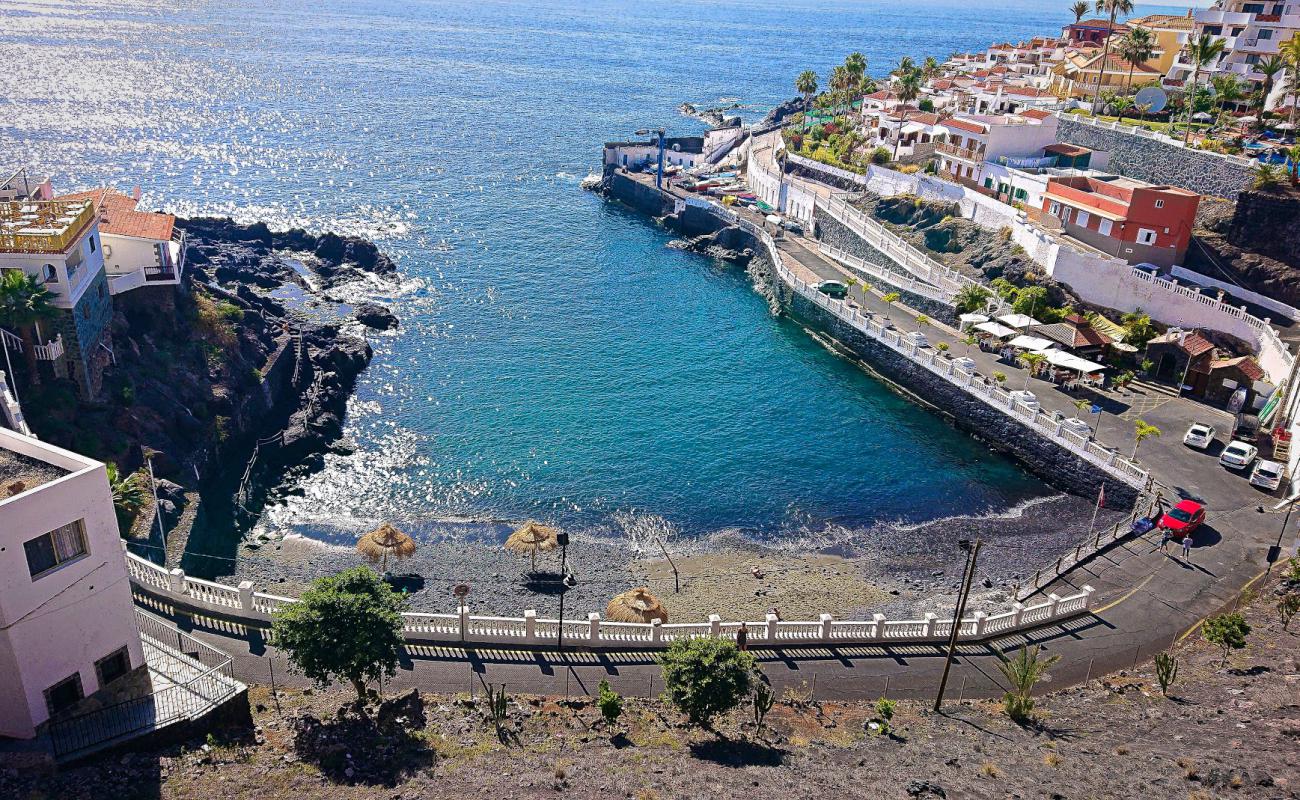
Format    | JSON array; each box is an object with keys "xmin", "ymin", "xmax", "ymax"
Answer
[{"xmin": 1134, "ymin": 86, "xmax": 1167, "ymax": 114}]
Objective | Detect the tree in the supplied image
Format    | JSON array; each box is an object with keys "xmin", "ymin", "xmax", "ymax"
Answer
[
  {"xmin": 954, "ymin": 284, "xmax": 992, "ymax": 315},
  {"xmin": 796, "ymin": 70, "xmax": 818, "ymax": 131},
  {"xmin": 1201, "ymin": 612, "xmax": 1250, "ymax": 666},
  {"xmin": 1011, "ymin": 285, "xmax": 1049, "ymax": 319},
  {"xmin": 1276, "ymin": 593, "xmax": 1299, "ymax": 631},
  {"xmin": 1211, "ymin": 74, "xmax": 1247, "ymax": 114},
  {"xmin": 881, "ymin": 291, "xmax": 900, "ymax": 319},
  {"xmin": 597, "ymin": 678, "xmax": 623, "ymax": 729},
  {"xmin": 893, "ymin": 68, "xmax": 923, "ymax": 160},
  {"xmin": 1018, "ymin": 352, "xmax": 1046, "ymax": 387},
  {"xmin": 894, "ymin": 56, "xmax": 916, "ymax": 78},
  {"xmin": 1071, "ymin": 0, "xmax": 1090, "ymax": 23},
  {"xmin": 106, "ymin": 463, "xmax": 146, "ymax": 534},
  {"xmin": 1120, "ymin": 311, "xmax": 1156, "ymax": 346},
  {"xmin": 997, "ymin": 644, "xmax": 1060, "ymax": 722},
  {"xmin": 1111, "ymin": 94, "xmax": 1134, "ymax": 122},
  {"xmin": 0, "ymin": 270, "xmax": 58, "ymax": 387},
  {"xmin": 1183, "ymin": 33, "xmax": 1228, "ymax": 146},
  {"xmin": 1288, "ymin": 145, "xmax": 1300, "ymax": 186},
  {"xmin": 962, "ymin": 333, "xmax": 978, "ymax": 355},
  {"xmin": 1089, "ymin": 0, "xmax": 1135, "ymax": 114},
  {"xmin": 1256, "ymin": 55, "xmax": 1287, "ymax": 115},
  {"xmin": 829, "ymin": 65, "xmax": 852, "ymax": 116},
  {"xmin": 1117, "ymin": 27, "xmax": 1156, "ymax": 101},
  {"xmin": 1283, "ymin": 35, "xmax": 1300, "ymax": 128},
  {"xmin": 922, "ymin": 56, "xmax": 941, "ymax": 80},
  {"xmin": 844, "ymin": 52, "xmax": 867, "ymax": 83},
  {"xmin": 1131, "ymin": 419, "xmax": 1160, "ymax": 458},
  {"xmin": 272, "ymin": 566, "xmax": 406, "ymax": 702},
  {"xmin": 1253, "ymin": 163, "xmax": 1284, "ymax": 189},
  {"xmin": 915, "ymin": 314, "xmax": 931, "ymax": 329},
  {"xmin": 658, "ymin": 637, "xmax": 755, "ymax": 730},
  {"xmin": 993, "ymin": 371, "xmax": 1008, "ymax": 384}
]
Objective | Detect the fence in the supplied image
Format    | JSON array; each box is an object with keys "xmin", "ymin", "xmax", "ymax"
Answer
[
  {"xmin": 47, "ymin": 608, "xmax": 239, "ymax": 760},
  {"xmin": 818, "ymin": 244, "xmax": 955, "ymax": 305},
  {"xmin": 122, "ymin": 545, "xmax": 1094, "ymax": 649},
  {"xmin": 0, "ymin": 369, "xmax": 30, "ymax": 436},
  {"xmin": 733, "ymin": 215, "xmax": 1150, "ymax": 490}
]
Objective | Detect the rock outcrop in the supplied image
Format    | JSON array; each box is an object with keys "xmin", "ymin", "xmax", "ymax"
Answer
[{"xmin": 1188, "ymin": 186, "xmax": 1300, "ymax": 305}]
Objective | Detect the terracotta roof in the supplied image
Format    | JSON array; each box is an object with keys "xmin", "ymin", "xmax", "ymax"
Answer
[
  {"xmin": 865, "ymin": 90, "xmax": 896, "ymax": 101},
  {"xmin": 1038, "ymin": 321, "xmax": 1114, "ymax": 349},
  {"xmin": 1071, "ymin": 18, "xmax": 1126, "ymax": 29},
  {"xmin": 1127, "ymin": 14, "xmax": 1194, "ymax": 30},
  {"xmin": 941, "ymin": 117, "xmax": 987, "ymax": 134},
  {"xmin": 1021, "ymin": 108, "xmax": 1053, "ymax": 120},
  {"xmin": 889, "ymin": 111, "xmax": 942, "ymax": 125},
  {"xmin": 54, "ymin": 188, "xmax": 175, "ymax": 242},
  {"xmin": 1209, "ymin": 356, "xmax": 1265, "ymax": 382},
  {"xmin": 1149, "ymin": 330, "xmax": 1215, "ymax": 357},
  {"xmin": 1004, "ymin": 86, "xmax": 1051, "ymax": 97}
]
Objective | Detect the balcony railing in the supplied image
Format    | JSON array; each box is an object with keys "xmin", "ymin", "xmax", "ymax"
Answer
[
  {"xmin": 0, "ymin": 200, "xmax": 96, "ymax": 254},
  {"xmin": 34, "ymin": 334, "xmax": 64, "ymax": 361},
  {"xmin": 937, "ymin": 142, "xmax": 985, "ymax": 162}
]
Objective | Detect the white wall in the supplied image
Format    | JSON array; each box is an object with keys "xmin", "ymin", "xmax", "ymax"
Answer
[
  {"xmin": 0, "ymin": 430, "xmax": 143, "ymax": 737},
  {"xmin": 101, "ymin": 234, "xmax": 158, "ymax": 277}
]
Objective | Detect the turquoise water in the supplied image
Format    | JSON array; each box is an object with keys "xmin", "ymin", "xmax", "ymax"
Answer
[{"xmin": 0, "ymin": 0, "xmax": 1182, "ymax": 547}]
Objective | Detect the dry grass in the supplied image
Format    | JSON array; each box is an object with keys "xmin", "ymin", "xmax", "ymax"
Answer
[
  {"xmin": 1043, "ymin": 752, "xmax": 1062, "ymax": 768},
  {"xmin": 980, "ymin": 761, "xmax": 1003, "ymax": 778}
]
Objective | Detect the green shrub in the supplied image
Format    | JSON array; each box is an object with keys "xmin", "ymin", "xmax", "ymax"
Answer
[
  {"xmin": 870, "ymin": 147, "xmax": 891, "ymax": 165},
  {"xmin": 597, "ymin": 679, "xmax": 623, "ymax": 729},
  {"xmin": 658, "ymin": 638, "xmax": 755, "ymax": 729},
  {"xmin": 1202, "ymin": 613, "xmax": 1250, "ymax": 665}
]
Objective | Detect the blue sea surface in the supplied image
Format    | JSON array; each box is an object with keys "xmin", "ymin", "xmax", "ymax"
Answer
[{"xmin": 0, "ymin": 0, "xmax": 1186, "ymax": 548}]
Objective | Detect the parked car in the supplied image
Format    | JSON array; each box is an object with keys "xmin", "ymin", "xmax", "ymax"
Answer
[
  {"xmin": 817, "ymin": 280, "xmax": 848, "ymax": 298},
  {"xmin": 1249, "ymin": 459, "xmax": 1284, "ymax": 491},
  {"xmin": 1009, "ymin": 390, "xmax": 1039, "ymax": 411},
  {"xmin": 1219, "ymin": 440, "xmax": 1259, "ymax": 470},
  {"xmin": 1159, "ymin": 499, "xmax": 1206, "ymax": 539},
  {"xmin": 780, "ymin": 218, "xmax": 804, "ymax": 235},
  {"xmin": 1182, "ymin": 423, "xmax": 1216, "ymax": 450}
]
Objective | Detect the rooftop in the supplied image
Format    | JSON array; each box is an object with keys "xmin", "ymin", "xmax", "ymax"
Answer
[
  {"xmin": 0, "ymin": 199, "xmax": 97, "ymax": 255},
  {"xmin": 55, "ymin": 189, "xmax": 175, "ymax": 242},
  {"xmin": 0, "ymin": 447, "xmax": 67, "ymax": 498}
]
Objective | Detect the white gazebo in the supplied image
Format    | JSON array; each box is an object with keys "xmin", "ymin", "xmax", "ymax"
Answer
[
  {"xmin": 998, "ymin": 313, "xmax": 1042, "ymax": 330},
  {"xmin": 974, "ymin": 321, "xmax": 1017, "ymax": 338}
]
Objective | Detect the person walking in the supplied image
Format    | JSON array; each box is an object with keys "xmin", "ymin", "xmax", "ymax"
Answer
[
  {"xmin": 1159, "ymin": 529, "xmax": 1172, "ymax": 554},
  {"xmin": 1181, "ymin": 531, "xmax": 1194, "ymax": 560},
  {"xmin": 736, "ymin": 621, "xmax": 749, "ymax": 651}
]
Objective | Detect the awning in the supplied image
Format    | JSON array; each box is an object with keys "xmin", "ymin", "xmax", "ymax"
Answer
[
  {"xmin": 1007, "ymin": 335, "xmax": 1055, "ymax": 352},
  {"xmin": 974, "ymin": 321, "xmax": 1017, "ymax": 338},
  {"xmin": 998, "ymin": 313, "xmax": 1042, "ymax": 329},
  {"xmin": 1044, "ymin": 349, "xmax": 1107, "ymax": 373},
  {"xmin": 959, "ymin": 313, "xmax": 990, "ymax": 327}
]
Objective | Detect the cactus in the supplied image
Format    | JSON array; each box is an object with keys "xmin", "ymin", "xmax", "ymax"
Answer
[
  {"xmin": 1154, "ymin": 651, "xmax": 1178, "ymax": 697},
  {"xmin": 483, "ymin": 681, "xmax": 509, "ymax": 740},
  {"xmin": 752, "ymin": 680, "xmax": 775, "ymax": 733}
]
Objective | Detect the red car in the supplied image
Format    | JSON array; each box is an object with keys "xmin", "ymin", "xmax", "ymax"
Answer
[{"xmin": 1159, "ymin": 499, "xmax": 1206, "ymax": 538}]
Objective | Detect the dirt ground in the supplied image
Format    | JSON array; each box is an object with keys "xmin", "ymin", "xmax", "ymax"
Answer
[{"xmin": 5, "ymin": 574, "xmax": 1299, "ymax": 800}]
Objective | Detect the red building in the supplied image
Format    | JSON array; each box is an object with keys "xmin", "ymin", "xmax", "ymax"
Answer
[
  {"xmin": 1061, "ymin": 18, "xmax": 1128, "ymax": 45},
  {"xmin": 1041, "ymin": 175, "xmax": 1201, "ymax": 267}
]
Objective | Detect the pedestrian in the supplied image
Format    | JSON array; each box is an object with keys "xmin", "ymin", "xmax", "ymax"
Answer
[
  {"xmin": 1181, "ymin": 531, "xmax": 1193, "ymax": 560},
  {"xmin": 737, "ymin": 621, "xmax": 749, "ymax": 651},
  {"xmin": 1159, "ymin": 529, "xmax": 1171, "ymax": 554}
]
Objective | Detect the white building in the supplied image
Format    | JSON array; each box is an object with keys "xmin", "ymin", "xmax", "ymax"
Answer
[
  {"xmin": 603, "ymin": 135, "xmax": 706, "ymax": 171},
  {"xmin": 54, "ymin": 189, "xmax": 186, "ymax": 295},
  {"xmin": 0, "ymin": 428, "xmax": 144, "ymax": 739},
  {"xmin": 936, "ymin": 111, "xmax": 1061, "ymax": 186},
  {"xmin": 1167, "ymin": 1, "xmax": 1300, "ymax": 110},
  {"xmin": 0, "ymin": 168, "xmax": 53, "ymax": 203}
]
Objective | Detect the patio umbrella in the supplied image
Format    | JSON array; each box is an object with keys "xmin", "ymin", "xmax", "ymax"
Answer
[
  {"xmin": 1192, "ymin": 112, "xmax": 1213, "ymax": 122},
  {"xmin": 505, "ymin": 520, "xmax": 559, "ymax": 571},
  {"xmin": 356, "ymin": 523, "xmax": 417, "ymax": 572},
  {"xmin": 605, "ymin": 587, "xmax": 668, "ymax": 623},
  {"xmin": 1274, "ymin": 122, "xmax": 1296, "ymax": 131},
  {"xmin": 1238, "ymin": 115, "xmax": 1258, "ymax": 124}
]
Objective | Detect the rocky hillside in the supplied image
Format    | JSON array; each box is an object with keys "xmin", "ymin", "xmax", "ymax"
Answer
[{"xmin": 1189, "ymin": 186, "xmax": 1300, "ymax": 306}]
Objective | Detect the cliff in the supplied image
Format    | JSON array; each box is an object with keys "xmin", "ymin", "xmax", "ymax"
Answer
[{"xmin": 1189, "ymin": 186, "xmax": 1300, "ymax": 306}]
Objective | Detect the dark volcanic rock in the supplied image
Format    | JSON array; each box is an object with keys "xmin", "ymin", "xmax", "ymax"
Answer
[
  {"xmin": 180, "ymin": 217, "xmax": 398, "ymax": 288},
  {"xmin": 354, "ymin": 302, "xmax": 398, "ymax": 330},
  {"xmin": 761, "ymin": 96, "xmax": 807, "ymax": 128}
]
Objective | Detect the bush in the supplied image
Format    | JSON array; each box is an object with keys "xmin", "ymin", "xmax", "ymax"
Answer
[
  {"xmin": 998, "ymin": 645, "xmax": 1059, "ymax": 723},
  {"xmin": 658, "ymin": 638, "xmax": 755, "ymax": 729},
  {"xmin": 597, "ymin": 679, "xmax": 623, "ymax": 729},
  {"xmin": 870, "ymin": 147, "xmax": 891, "ymax": 165},
  {"xmin": 271, "ymin": 566, "xmax": 407, "ymax": 701},
  {"xmin": 1202, "ymin": 613, "xmax": 1251, "ymax": 665}
]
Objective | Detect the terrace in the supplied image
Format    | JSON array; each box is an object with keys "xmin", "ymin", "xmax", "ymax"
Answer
[
  {"xmin": 0, "ymin": 446, "xmax": 67, "ymax": 497},
  {"xmin": 0, "ymin": 199, "xmax": 96, "ymax": 254}
]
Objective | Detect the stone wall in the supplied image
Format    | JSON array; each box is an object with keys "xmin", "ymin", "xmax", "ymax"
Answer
[
  {"xmin": 1054, "ymin": 117, "xmax": 1253, "ymax": 200},
  {"xmin": 813, "ymin": 209, "xmax": 958, "ymax": 326},
  {"xmin": 606, "ymin": 171, "xmax": 675, "ymax": 218}
]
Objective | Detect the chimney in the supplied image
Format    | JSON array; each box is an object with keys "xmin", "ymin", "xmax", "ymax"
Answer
[
  {"xmin": 132, "ymin": 185, "xmax": 142, "ymax": 201},
  {"xmin": 1178, "ymin": 329, "xmax": 1188, "ymax": 347}
]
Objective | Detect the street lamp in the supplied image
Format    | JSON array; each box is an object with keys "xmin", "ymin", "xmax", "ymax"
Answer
[
  {"xmin": 555, "ymin": 531, "xmax": 576, "ymax": 653},
  {"xmin": 635, "ymin": 127, "xmax": 667, "ymax": 190}
]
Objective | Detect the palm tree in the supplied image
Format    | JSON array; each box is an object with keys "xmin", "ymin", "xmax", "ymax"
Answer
[
  {"xmin": 1018, "ymin": 352, "xmax": 1046, "ymax": 388},
  {"xmin": 106, "ymin": 463, "xmax": 146, "ymax": 532},
  {"xmin": 796, "ymin": 70, "xmax": 818, "ymax": 131},
  {"xmin": 829, "ymin": 64, "xmax": 852, "ymax": 116},
  {"xmin": 1117, "ymin": 27, "xmax": 1156, "ymax": 98},
  {"xmin": 892, "ymin": 68, "xmax": 923, "ymax": 159},
  {"xmin": 0, "ymin": 270, "xmax": 58, "ymax": 387},
  {"xmin": 1112, "ymin": 94, "xmax": 1135, "ymax": 122},
  {"xmin": 1183, "ymin": 33, "xmax": 1227, "ymax": 146},
  {"xmin": 1256, "ymin": 55, "xmax": 1286, "ymax": 115},
  {"xmin": 1132, "ymin": 419, "xmax": 1161, "ymax": 458},
  {"xmin": 962, "ymin": 334, "xmax": 978, "ymax": 355},
  {"xmin": 922, "ymin": 56, "xmax": 940, "ymax": 81},
  {"xmin": 1071, "ymin": 0, "xmax": 1090, "ymax": 23},
  {"xmin": 1211, "ymin": 74, "xmax": 1246, "ymax": 114},
  {"xmin": 954, "ymin": 284, "xmax": 992, "ymax": 314},
  {"xmin": 1089, "ymin": 0, "xmax": 1135, "ymax": 113},
  {"xmin": 1253, "ymin": 163, "xmax": 1285, "ymax": 189},
  {"xmin": 845, "ymin": 52, "xmax": 867, "ymax": 82},
  {"xmin": 1287, "ymin": 144, "xmax": 1300, "ymax": 185},
  {"xmin": 894, "ymin": 57, "xmax": 916, "ymax": 78},
  {"xmin": 1282, "ymin": 35, "xmax": 1300, "ymax": 128}
]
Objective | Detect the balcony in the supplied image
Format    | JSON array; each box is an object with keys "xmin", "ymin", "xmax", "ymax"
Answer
[
  {"xmin": 1194, "ymin": 9, "xmax": 1253, "ymax": 26},
  {"xmin": 33, "ymin": 334, "xmax": 64, "ymax": 361},
  {"xmin": 937, "ymin": 142, "xmax": 986, "ymax": 162},
  {"xmin": 0, "ymin": 200, "xmax": 96, "ymax": 255}
]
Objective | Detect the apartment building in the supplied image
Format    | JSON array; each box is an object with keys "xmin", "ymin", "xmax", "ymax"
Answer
[
  {"xmin": 1167, "ymin": 1, "xmax": 1300, "ymax": 109},
  {"xmin": 936, "ymin": 111, "xmax": 1061, "ymax": 186},
  {"xmin": 1042, "ymin": 174, "xmax": 1201, "ymax": 267},
  {"xmin": 54, "ymin": 189, "xmax": 186, "ymax": 296},
  {"xmin": 0, "ymin": 428, "xmax": 143, "ymax": 739}
]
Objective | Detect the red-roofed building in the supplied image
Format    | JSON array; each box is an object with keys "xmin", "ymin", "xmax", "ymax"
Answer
[
  {"xmin": 1062, "ymin": 18, "xmax": 1128, "ymax": 45},
  {"xmin": 1145, "ymin": 330, "xmax": 1265, "ymax": 405},
  {"xmin": 1042, "ymin": 175, "xmax": 1200, "ymax": 267},
  {"xmin": 54, "ymin": 189, "xmax": 186, "ymax": 294}
]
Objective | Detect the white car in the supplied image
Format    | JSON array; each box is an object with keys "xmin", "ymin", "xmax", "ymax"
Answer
[
  {"xmin": 905, "ymin": 331, "xmax": 929, "ymax": 348},
  {"xmin": 1009, "ymin": 390, "xmax": 1039, "ymax": 411},
  {"xmin": 1219, "ymin": 440, "xmax": 1259, "ymax": 470},
  {"xmin": 1249, "ymin": 459, "xmax": 1284, "ymax": 491},
  {"xmin": 1182, "ymin": 423, "xmax": 1216, "ymax": 450}
]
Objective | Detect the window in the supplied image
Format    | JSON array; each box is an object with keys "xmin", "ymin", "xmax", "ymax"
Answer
[
  {"xmin": 1098, "ymin": 218, "xmax": 1113, "ymax": 236},
  {"xmin": 1154, "ymin": 199, "xmax": 1164, "ymax": 208},
  {"xmin": 1242, "ymin": 3, "xmax": 1264, "ymax": 12},
  {"xmin": 42, "ymin": 264, "xmax": 57, "ymax": 282},
  {"xmin": 1137, "ymin": 228, "xmax": 1158, "ymax": 245},
  {"xmin": 87, "ymin": 235, "xmax": 96, "ymax": 253},
  {"xmin": 1077, "ymin": 210, "xmax": 1091, "ymax": 228},
  {"xmin": 95, "ymin": 648, "xmax": 132, "ymax": 686},
  {"xmin": 1049, "ymin": 201, "xmax": 1061, "ymax": 216},
  {"xmin": 1231, "ymin": 26, "xmax": 1245, "ymax": 36},
  {"xmin": 24, "ymin": 520, "xmax": 88, "ymax": 578},
  {"xmin": 44, "ymin": 673, "xmax": 84, "ymax": 716},
  {"xmin": 1259, "ymin": 29, "xmax": 1274, "ymax": 39}
]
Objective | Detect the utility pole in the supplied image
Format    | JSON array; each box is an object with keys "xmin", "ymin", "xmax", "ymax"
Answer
[
  {"xmin": 636, "ymin": 127, "xmax": 667, "ymax": 190},
  {"xmin": 556, "ymin": 531, "xmax": 573, "ymax": 653},
  {"xmin": 934, "ymin": 538, "xmax": 982, "ymax": 713}
]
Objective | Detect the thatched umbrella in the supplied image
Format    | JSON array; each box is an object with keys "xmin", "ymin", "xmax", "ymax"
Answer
[
  {"xmin": 605, "ymin": 587, "xmax": 668, "ymax": 624},
  {"xmin": 356, "ymin": 523, "xmax": 417, "ymax": 572},
  {"xmin": 504, "ymin": 521, "xmax": 559, "ymax": 572}
]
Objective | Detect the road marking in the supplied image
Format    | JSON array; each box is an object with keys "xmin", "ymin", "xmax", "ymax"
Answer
[
  {"xmin": 1093, "ymin": 572, "xmax": 1156, "ymax": 613},
  {"xmin": 1175, "ymin": 567, "xmax": 1269, "ymax": 643}
]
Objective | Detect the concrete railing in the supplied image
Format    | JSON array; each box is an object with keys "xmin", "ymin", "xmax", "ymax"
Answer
[
  {"xmin": 33, "ymin": 334, "xmax": 63, "ymax": 362},
  {"xmin": 818, "ymin": 244, "xmax": 955, "ymax": 305},
  {"xmin": 0, "ymin": 370, "xmax": 31, "ymax": 436},
  {"xmin": 108, "ymin": 268, "xmax": 149, "ymax": 296},
  {"xmin": 734, "ymin": 215, "xmax": 1150, "ymax": 490},
  {"xmin": 123, "ymin": 546, "xmax": 1095, "ymax": 648}
]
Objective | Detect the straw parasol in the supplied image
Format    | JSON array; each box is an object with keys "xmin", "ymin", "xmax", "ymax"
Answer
[
  {"xmin": 605, "ymin": 587, "xmax": 668, "ymax": 624},
  {"xmin": 356, "ymin": 523, "xmax": 417, "ymax": 572},
  {"xmin": 504, "ymin": 520, "xmax": 559, "ymax": 572}
]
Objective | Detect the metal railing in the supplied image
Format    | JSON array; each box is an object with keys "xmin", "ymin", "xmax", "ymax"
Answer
[
  {"xmin": 0, "ymin": 199, "xmax": 96, "ymax": 254},
  {"xmin": 47, "ymin": 609, "xmax": 238, "ymax": 760}
]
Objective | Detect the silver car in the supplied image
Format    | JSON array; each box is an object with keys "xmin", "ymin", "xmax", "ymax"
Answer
[
  {"xmin": 1249, "ymin": 459, "xmax": 1284, "ymax": 490},
  {"xmin": 1220, "ymin": 440, "xmax": 1259, "ymax": 470}
]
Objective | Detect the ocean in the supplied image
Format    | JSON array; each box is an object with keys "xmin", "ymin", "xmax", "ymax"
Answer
[{"xmin": 0, "ymin": 0, "xmax": 1185, "ymax": 551}]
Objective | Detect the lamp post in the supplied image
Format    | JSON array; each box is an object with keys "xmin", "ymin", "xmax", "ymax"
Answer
[
  {"xmin": 555, "ymin": 531, "xmax": 575, "ymax": 653},
  {"xmin": 934, "ymin": 538, "xmax": 982, "ymax": 713},
  {"xmin": 635, "ymin": 127, "xmax": 667, "ymax": 190}
]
